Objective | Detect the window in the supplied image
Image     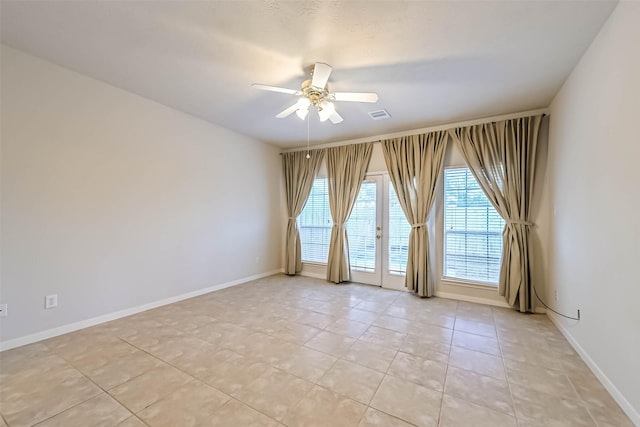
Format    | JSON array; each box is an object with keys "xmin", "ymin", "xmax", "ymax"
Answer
[
  {"xmin": 444, "ymin": 168, "xmax": 505, "ymax": 284},
  {"xmin": 345, "ymin": 179, "xmax": 377, "ymax": 272},
  {"xmin": 299, "ymin": 178, "xmax": 381, "ymax": 268},
  {"xmin": 299, "ymin": 178, "xmax": 331, "ymax": 263},
  {"xmin": 388, "ymin": 183, "xmax": 411, "ymax": 274},
  {"xmin": 298, "ymin": 176, "xmax": 411, "ymax": 275}
]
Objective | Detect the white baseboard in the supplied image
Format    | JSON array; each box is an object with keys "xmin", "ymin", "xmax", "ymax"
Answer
[
  {"xmin": 435, "ymin": 291, "xmax": 547, "ymax": 314},
  {"xmin": 547, "ymin": 312, "xmax": 640, "ymax": 426},
  {"xmin": 435, "ymin": 291, "xmax": 512, "ymax": 308},
  {"xmin": 0, "ymin": 269, "xmax": 282, "ymax": 352},
  {"xmin": 299, "ymin": 274, "xmax": 522, "ymax": 310}
]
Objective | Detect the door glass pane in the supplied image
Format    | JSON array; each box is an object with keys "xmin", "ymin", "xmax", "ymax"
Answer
[
  {"xmin": 388, "ymin": 183, "xmax": 411, "ymax": 275},
  {"xmin": 346, "ymin": 180, "xmax": 377, "ymax": 272}
]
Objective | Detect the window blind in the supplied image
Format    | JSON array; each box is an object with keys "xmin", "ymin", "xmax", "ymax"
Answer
[
  {"xmin": 299, "ymin": 178, "xmax": 332, "ymax": 263},
  {"xmin": 444, "ymin": 168, "xmax": 504, "ymax": 284}
]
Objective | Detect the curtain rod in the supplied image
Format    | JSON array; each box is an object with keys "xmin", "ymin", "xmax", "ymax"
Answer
[
  {"xmin": 279, "ymin": 112, "xmax": 547, "ymax": 154},
  {"xmin": 346, "ymin": 113, "xmax": 546, "ymax": 144}
]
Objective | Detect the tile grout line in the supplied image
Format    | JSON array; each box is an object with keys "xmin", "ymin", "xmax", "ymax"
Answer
[
  {"xmin": 565, "ymin": 373, "xmax": 602, "ymax": 427},
  {"xmin": 437, "ymin": 304, "xmax": 459, "ymax": 426},
  {"xmin": 31, "ymin": 339, "xmax": 140, "ymax": 426},
  {"xmin": 112, "ymin": 337, "xmax": 232, "ymax": 416},
  {"xmin": 441, "ymin": 311, "xmax": 519, "ymax": 419},
  {"xmin": 364, "ymin": 336, "xmax": 412, "ymax": 425},
  {"xmin": 354, "ymin": 331, "xmax": 408, "ymax": 425},
  {"xmin": 492, "ymin": 307, "xmax": 521, "ymax": 427},
  {"xmin": 120, "ymin": 338, "xmax": 284, "ymax": 424},
  {"xmin": 223, "ymin": 396, "xmax": 281, "ymax": 426},
  {"xmin": 311, "ymin": 317, "xmax": 390, "ymax": 425}
]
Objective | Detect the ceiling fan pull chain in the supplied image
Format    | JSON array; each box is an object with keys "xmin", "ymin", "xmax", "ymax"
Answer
[{"xmin": 306, "ymin": 112, "xmax": 311, "ymax": 159}]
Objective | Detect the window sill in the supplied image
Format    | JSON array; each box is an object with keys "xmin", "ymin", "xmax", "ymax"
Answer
[
  {"xmin": 302, "ymin": 261, "xmax": 327, "ymax": 267},
  {"xmin": 441, "ymin": 277, "xmax": 499, "ymax": 291}
]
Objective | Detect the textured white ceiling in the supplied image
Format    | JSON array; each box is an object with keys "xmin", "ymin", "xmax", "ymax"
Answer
[{"xmin": 0, "ymin": 1, "xmax": 617, "ymax": 148}]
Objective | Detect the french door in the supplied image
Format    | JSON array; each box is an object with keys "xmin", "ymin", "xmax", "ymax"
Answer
[{"xmin": 346, "ymin": 174, "xmax": 411, "ymax": 290}]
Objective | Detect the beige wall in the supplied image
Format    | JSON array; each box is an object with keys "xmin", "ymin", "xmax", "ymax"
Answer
[
  {"xmin": 545, "ymin": 2, "xmax": 640, "ymax": 422},
  {"xmin": 0, "ymin": 46, "xmax": 283, "ymax": 344}
]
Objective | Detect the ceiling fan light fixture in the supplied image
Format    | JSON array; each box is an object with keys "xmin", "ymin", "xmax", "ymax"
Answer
[
  {"xmin": 318, "ymin": 101, "xmax": 335, "ymax": 122},
  {"xmin": 252, "ymin": 62, "xmax": 378, "ymax": 124},
  {"xmin": 295, "ymin": 97, "xmax": 311, "ymax": 120},
  {"xmin": 296, "ymin": 107, "xmax": 309, "ymax": 120},
  {"xmin": 296, "ymin": 97, "xmax": 311, "ymax": 109}
]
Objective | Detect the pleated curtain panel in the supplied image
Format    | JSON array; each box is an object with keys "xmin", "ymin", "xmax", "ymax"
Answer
[
  {"xmin": 282, "ymin": 149, "xmax": 325, "ymax": 275},
  {"xmin": 450, "ymin": 114, "xmax": 543, "ymax": 312},
  {"xmin": 382, "ymin": 131, "xmax": 448, "ymax": 297},
  {"xmin": 326, "ymin": 143, "xmax": 373, "ymax": 283}
]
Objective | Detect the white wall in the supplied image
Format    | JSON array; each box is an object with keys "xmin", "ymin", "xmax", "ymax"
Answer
[
  {"xmin": 0, "ymin": 45, "xmax": 283, "ymax": 345},
  {"xmin": 545, "ymin": 2, "xmax": 640, "ymax": 422}
]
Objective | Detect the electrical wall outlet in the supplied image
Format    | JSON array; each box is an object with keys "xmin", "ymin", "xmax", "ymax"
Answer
[
  {"xmin": 45, "ymin": 294, "xmax": 58, "ymax": 309},
  {"xmin": 554, "ymin": 290, "xmax": 558, "ymax": 302},
  {"xmin": 0, "ymin": 304, "xmax": 7, "ymax": 317}
]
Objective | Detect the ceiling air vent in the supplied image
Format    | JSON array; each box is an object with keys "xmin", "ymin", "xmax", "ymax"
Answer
[{"xmin": 368, "ymin": 109, "xmax": 391, "ymax": 120}]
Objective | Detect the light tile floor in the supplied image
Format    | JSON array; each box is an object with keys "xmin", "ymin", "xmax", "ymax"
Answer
[{"xmin": 0, "ymin": 275, "xmax": 634, "ymax": 426}]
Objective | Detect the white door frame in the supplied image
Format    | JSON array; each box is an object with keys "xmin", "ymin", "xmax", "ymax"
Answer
[
  {"xmin": 350, "ymin": 175, "xmax": 383, "ymax": 286},
  {"xmin": 350, "ymin": 173, "xmax": 406, "ymax": 290}
]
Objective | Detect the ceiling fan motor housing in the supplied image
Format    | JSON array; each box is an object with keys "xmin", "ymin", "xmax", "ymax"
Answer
[{"xmin": 301, "ymin": 79, "xmax": 329, "ymax": 108}]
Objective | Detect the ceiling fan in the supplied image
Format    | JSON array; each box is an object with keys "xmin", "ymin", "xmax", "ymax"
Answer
[{"xmin": 252, "ymin": 62, "xmax": 379, "ymax": 124}]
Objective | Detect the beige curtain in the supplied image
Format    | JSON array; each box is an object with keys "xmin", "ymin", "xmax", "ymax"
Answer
[
  {"xmin": 451, "ymin": 115, "xmax": 543, "ymax": 312},
  {"xmin": 326, "ymin": 143, "xmax": 373, "ymax": 283},
  {"xmin": 382, "ymin": 132, "xmax": 448, "ymax": 297},
  {"xmin": 282, "ymin": 149, "xmax": 325, "ymax": 275}
]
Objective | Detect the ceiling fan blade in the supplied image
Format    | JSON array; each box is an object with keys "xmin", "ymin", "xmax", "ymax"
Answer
[
  {"xmin": 333, "ymin": 92, "xmax": 379, "ymax": 103},
  {"xmin": 252, "ymin": 83, "xmax": 301, "ymax": 95},
  {"xmin": 276, "ymin": 103, "xmax": 300, "ymax": 118},
  {"xmin": 328, "ymin": 110, "xmax": 343, "ymax": 124},
  {"xmin": 311, "ymin": 62, "xmax": 332, "ymax": 88}
]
